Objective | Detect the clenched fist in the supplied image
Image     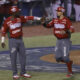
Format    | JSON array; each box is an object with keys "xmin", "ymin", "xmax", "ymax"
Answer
[{"xmin": 40, "ymin": 17, "xmax": 46, "ymax": 24}]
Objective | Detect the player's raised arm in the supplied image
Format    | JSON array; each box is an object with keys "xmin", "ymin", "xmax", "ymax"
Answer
[
  {"xmin": 26, "ymin": 16, "xmax": 41, "ymax": 21},
  {"xmin": 21, "ymin": 16, "xmax": 41, "ymax": 22}
]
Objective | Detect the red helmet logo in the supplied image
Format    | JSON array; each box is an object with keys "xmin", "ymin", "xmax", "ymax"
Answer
[
  {"xmin": 56, "ymin": 7, "xmax": 65, "ymax": 13},
  {"xmin": 9, "ymin": 6, "xmax": 20, "ymax": 14}
]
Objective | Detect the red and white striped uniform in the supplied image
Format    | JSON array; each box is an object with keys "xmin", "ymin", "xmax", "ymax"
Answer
[
  {"xmin": 1, "ymin": 16, "xmax": 34, "ymax": 38},
  {"xmin": 47, "ymin": 17, "xmax": 74, "ymax": 39}
]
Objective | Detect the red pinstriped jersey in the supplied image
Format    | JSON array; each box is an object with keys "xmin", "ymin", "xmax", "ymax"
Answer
[
  {"xmin": 1, "ymin": 16, "xmax": 34, "ymax": 38},
  {"xmin": 47, "ymin": 17, "xmax": 74, "ymax": 39}
]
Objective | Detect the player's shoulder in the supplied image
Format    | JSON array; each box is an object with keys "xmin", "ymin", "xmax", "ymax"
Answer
[
  {"xmin": 20, "ymin": 16, "xmax": 25, "ymax": 18},
  {"xmin": 53, "ymin": 18, "xmax": 58, "ymax": 22},
  {"xmin": 63, "ymin": 17, "xmax": 71, "ymax": 21},
  {"xmin": 63, "ymin": 17, "xmax": 72, "ymax": 25},
  {"xmin": 4, "ymin": 16, "xmax": 12, "ymax": 22}
]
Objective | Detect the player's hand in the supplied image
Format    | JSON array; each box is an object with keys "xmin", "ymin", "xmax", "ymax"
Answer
[
  {"xmin": 1, "ymin": 43, "xmax": 6, "ymax": 48},
  {"xmin": 40, "ymin": 17, "xmax": 46, "ymax": 24}
]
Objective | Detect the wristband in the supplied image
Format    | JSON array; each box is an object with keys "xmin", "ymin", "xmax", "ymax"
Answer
[{"xmin": 1, "ymin": 37, "xmax": 5, "ymax": 43}]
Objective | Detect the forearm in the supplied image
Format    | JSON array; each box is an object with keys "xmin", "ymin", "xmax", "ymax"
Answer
[
  {"xmin": 24, "ymin": 16, "xmax": 41, "ymax": 21},
  {"xmin": 1, "ymin": 36, "xmax": 6, "ymax": 48},
  {"xmin": 34, "ymin": 16, "xmax": 41, "ymax": 21},
  {"xmin": 1, "ymin": 36, "xmax": 5, "ymax": 43},
  {"xmin": 1, "ymin": 31, "xmax": 6, "ymax": 43}
]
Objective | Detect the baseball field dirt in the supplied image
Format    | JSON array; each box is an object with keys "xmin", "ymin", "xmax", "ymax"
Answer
[{"xmin": 22, "ymin": 22, "xmax": 80, "ymax": 37}]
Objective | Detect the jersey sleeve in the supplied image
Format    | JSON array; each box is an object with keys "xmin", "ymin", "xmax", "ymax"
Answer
[
  {"xmin": 66, "ymin": 19, "xmax": 75, "ymax": 33},
  {"xmin": 1, "ymin": 20, "xmax": 9, "ymax": 37},
  {"xmin": 20, "ymin": 16, "xmax": 34, "ymax": 23}
]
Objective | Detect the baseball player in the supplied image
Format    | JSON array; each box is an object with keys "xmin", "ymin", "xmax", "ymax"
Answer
[
  {"xmin": 1, "ymin": 6, "xmax": 41, "ymax": 79},
  {"xmin": 42, "ymin": 7, "xmax": 74, "ymax": 78}
]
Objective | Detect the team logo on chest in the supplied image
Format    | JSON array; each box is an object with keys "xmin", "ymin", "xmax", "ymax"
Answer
[
  {"xmin": 54, "ymin": 24, "xmax": 65, "ymax": 29},
  {"xmin": 7, "ymin": 18, "xmax": 22, "ymax": 29},
  {"xmin": 9, "ymin": 23, "xmax": 21, "ymax": 29}
]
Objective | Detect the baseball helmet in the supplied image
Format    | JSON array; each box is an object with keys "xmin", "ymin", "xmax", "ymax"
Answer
[
  {"xmin": 56, "ymin": 7, "xmax": 65, "ymax": 13},
  {"xmin": 9, "ymin": 6, "xmax": 20, "ymax": 14}
]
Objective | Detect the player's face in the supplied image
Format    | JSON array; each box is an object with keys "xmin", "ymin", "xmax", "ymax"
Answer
[
  {"xmin": 12, "ymin": 11, "xmax": 20, "ymax": 17},
  {"xmin": 57, "ymin": 11, "xmax": 63, "ymax": 17}
]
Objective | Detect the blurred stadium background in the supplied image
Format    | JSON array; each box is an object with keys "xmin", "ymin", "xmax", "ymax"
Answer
[
  {"xmin": 0, "ymin": 0, "xmax": 80, "ymax": 80},
  {"xmin": 0, "ymin": 0, "xmax": 77, "ymax": 28}
]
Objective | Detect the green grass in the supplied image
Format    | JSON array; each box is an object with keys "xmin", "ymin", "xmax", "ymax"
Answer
[
  {"xmin": 0, "ymin": 70, "xmax": 80, "ymax": 80},
  {"xmin": 71, "ymin": 33, "xmax": 80, "ymax": 45},
  {"xmin": 0, "ymin": 32, "xmax": 80, "ymax": 51},
  {"xmin": 0, "ymin": 33, "xmax": 80, "ymax": 80}
]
